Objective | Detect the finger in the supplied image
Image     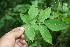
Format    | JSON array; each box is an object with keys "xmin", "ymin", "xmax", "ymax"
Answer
[
  {"xmin": 20, "ymin": 39, "xmax": 28, "ymax": 45},
  {"xmin": 20, "ymin": 40, "xmax": 28, "ymax": 47},
  {"xmin": 15, "ymin": 39, "xmax": 20, "ymax": 43},
  {"xmin": 11, "ymin": 27, "xmax": 25, "ymax": 38},
  {"xmin": 14, "ymin": 43, "xmax": 20, "ymax": 47},
  {"xmin": 17, "ymin": 42, "xmax": 23, "ymax": 47},
  {"xmin": 22, "ymin": 40, "xmax": 28, "ymax": 47},
  {"xmin": 21, "ymin": 35, "xmax": 25, "ymax": 40},
  {"xmin": 15, "ymin": 39, "xmax": 23, "ymax": 47}
]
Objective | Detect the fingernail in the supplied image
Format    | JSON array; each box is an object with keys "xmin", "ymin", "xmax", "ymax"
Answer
[{"xmin": 19, "ymin": 27, "xmax": 25, "ymax": 31}]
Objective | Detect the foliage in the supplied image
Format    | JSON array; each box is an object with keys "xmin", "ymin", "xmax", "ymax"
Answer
[
  {"xmin": 0, "ymin": 0, "xmax": 70, "ymax": 47},
  {"xmin": 20, "ymin": 3, "xmax": 68, "ymax": 47}
]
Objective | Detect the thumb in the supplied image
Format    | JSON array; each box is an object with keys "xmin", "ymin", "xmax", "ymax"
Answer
[{"xmin": 12, "ymin": 27, "xmax": 25, "ymax": 38}]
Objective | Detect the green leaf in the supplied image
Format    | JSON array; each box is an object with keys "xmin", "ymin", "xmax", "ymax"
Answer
[
  {"xmin": 49, "ymin": 12, "xmax": 60, "ymax": 19},
  {"xmin": 39, "ymin": 25, "xmax": 52, "ymax": 44},
  {"xmin": 20, "ymin": 13, "xmax": 30, "ymax": 24},
  {"xmin": 14, "ymin": 4, "xmax": 30, "ymax": 13},
  {"xmin": 30, "ymin": 19, "xmax": 39, "ymax": 30},
  {"xmin": 62, "ymin": 17, "xmax": 70, "ymax": 24},
  {"xmin": 29, "ymin": 43, "xmax": 37, "ymax": 47},
  {"xmin": 39, "ymin": 8, "xmax": 51, "ymax": 22},
  {"xmin": 28, "ymin": 3, "xmax": 38, "ymax": 19},
  {"xmin": 37, "ymin": 43, "xmax": 41, "ymax": 47},
  {"xmin": 38, "ymin": 0, "xmax": 43, "ymax": 3},
  {"xmin": 30, "ymin": 19, "xmax": 37, "ymax": 24},
  {"xmin": 25, "ymin": 26, "xmax": 35, "ymax": 41},
  {"xmin": 31, "ymin": 23, "xmax": 39, "ymax": 30},
  {"xmin": 29, "ymin": 43, "xmax": 41, "ymax": 47},
  {"xmin": 45, "ymin": 19, "xmax": 68, "ymax": 31}
]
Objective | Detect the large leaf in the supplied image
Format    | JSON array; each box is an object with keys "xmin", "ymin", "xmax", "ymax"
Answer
[
  {"xmin": 39, "ymin": 25, "xmax": 52, "ymax": 44},
  {"xmin": 20, "ymin": 13, "xmax": 30, "ymax": 24},
  {"xmin": 39, "ymin": 8, "xmax": 51, "ymax": 22},
  {"xmin": 45, "ymin": 19, "xmax": 68, "ymax": 31},
  {"xmin": 28, "ymin": 3, "xmax": 38, "ymax": 19},
  {"xmin": 25, "ymin": 26, "xmax": 35, "ymax": 41}
]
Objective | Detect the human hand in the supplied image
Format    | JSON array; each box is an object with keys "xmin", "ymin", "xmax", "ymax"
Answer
[{"xmin": 0, "ymin": 27, "xmax": 28, "ymax": 47}]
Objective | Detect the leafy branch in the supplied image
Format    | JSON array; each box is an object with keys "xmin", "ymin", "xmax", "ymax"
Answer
[{"xmin": 20, "ymin": 3, "xmax": 68, "ymax": 46}]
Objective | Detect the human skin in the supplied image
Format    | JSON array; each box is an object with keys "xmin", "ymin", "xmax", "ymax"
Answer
[{"xmin": 0, "ymin": 27, "xmax": 28, "ymax": 47}]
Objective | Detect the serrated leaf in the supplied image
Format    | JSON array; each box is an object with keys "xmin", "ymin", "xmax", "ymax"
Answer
[
  {"xmin": 39, "ymin": 8, "xmax": 51, "ymax": 22},
  {"xmin": 39, "ymin": 25, "xmax": 52, "ymax": 44},
  {"xmin": 20, "ymin": 13, "xmax": 30, "ymax": 24},
  {"xmin": 45, "ymin": 19, "xmax": 68, "ymax": 31},
  {"xmin": 28, "ymin": 3, "xmax": 38, "ymax": 19},
  {"xmin": 25, "ymin": 26, "xmax": 35, "ymax": 41}
]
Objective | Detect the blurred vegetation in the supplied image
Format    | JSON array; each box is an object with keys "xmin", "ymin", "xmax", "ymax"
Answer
[{"xmin": 0, "ymin": 0, "xmax": 70, "ymax": 47}]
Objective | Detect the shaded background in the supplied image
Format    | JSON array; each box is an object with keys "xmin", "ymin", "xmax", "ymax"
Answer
[{"xmin": 0, "ymin": 0, "xmax": 70, "ymax": 47}]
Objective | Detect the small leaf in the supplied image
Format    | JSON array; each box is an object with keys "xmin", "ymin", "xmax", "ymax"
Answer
[
  {"xmin": 20, "ymin": 13, "xmax": 30, "ymax": 24},
  {"xmin": 39, "ymin": 8, "xmax": 51, "ymax": 22},
  {"xmin": 62, "ymin": 16, "xmax": 70, "ymax": 24},
  {"xmin": 25, "ymin": 26, "xmax": 35, "ymax": 41},
  {"xmin": 39, "ymin": 25, "xmax": 52, "ymax": 44},
  {"xmin": 49, "ymin": 12, "xmax": 60, "ymax": 19},
  {"xmin": 28, "ymin": 3, "xmax": 38, "ymax": 19},
  {"xmin": 45, "ymin": 19, "xmax": 68, "ymax": 31}
]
